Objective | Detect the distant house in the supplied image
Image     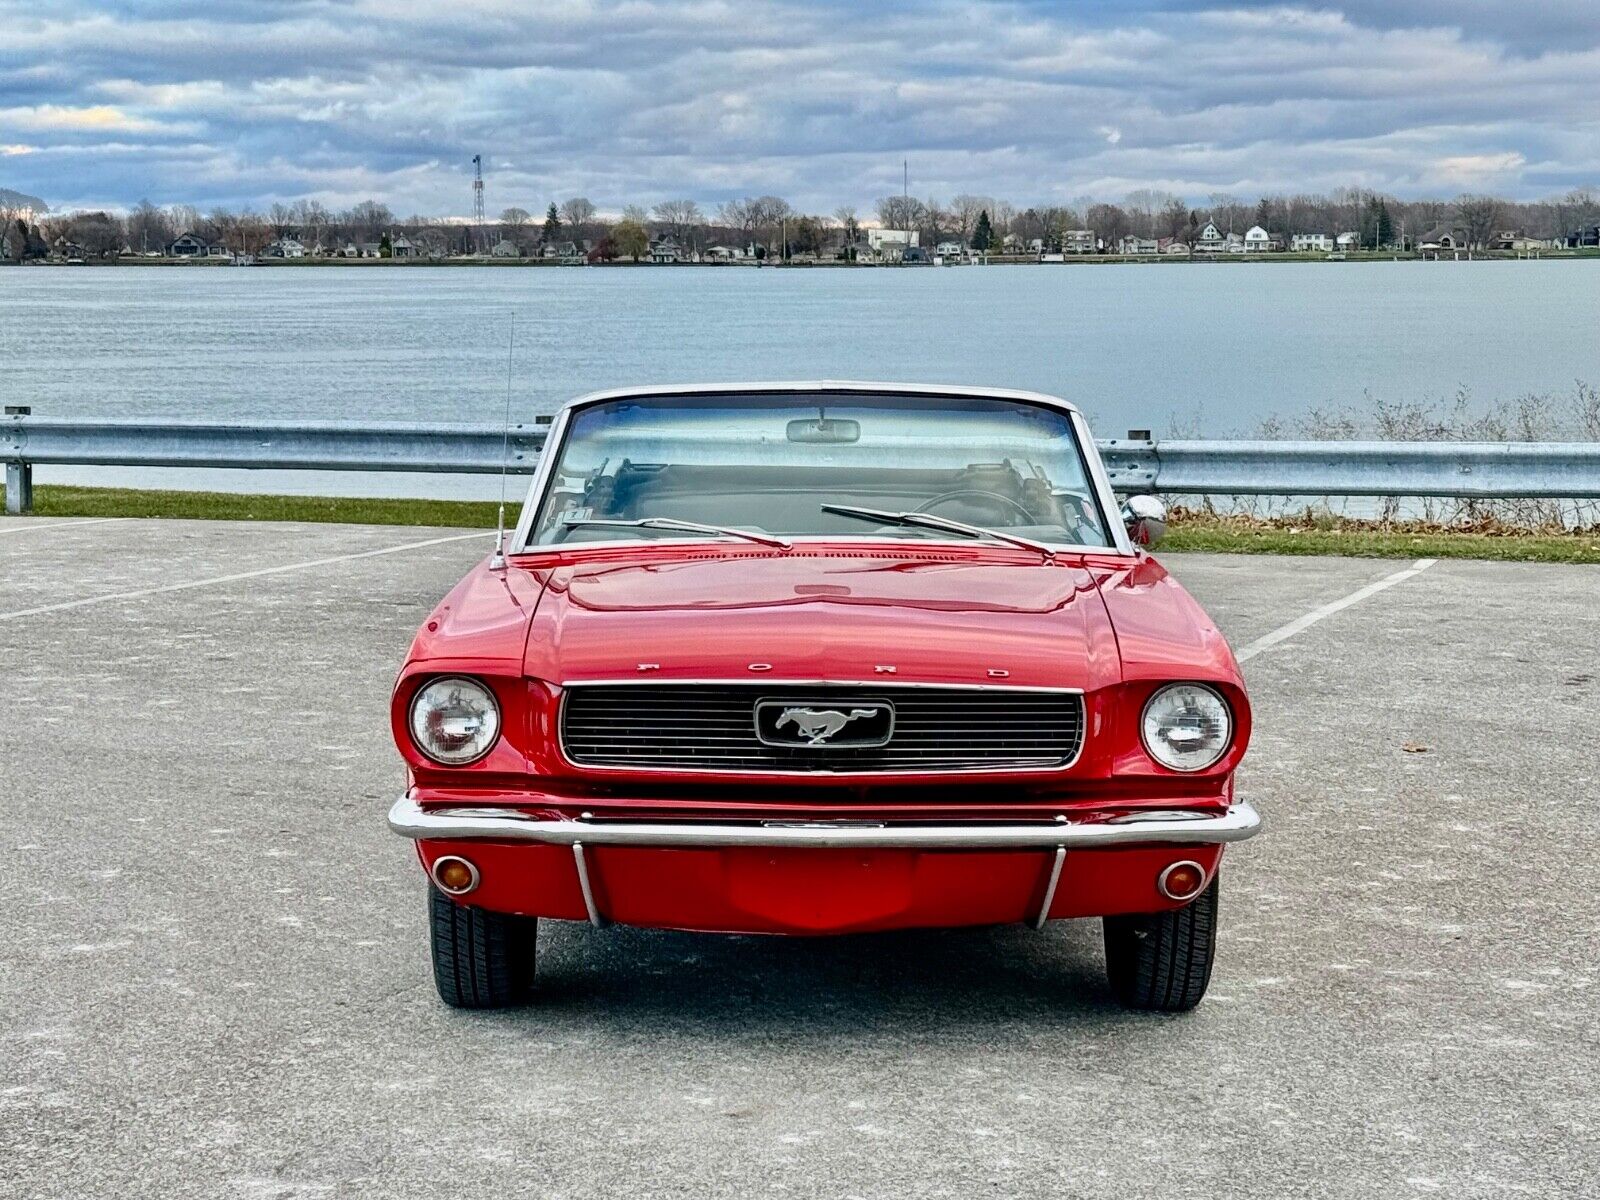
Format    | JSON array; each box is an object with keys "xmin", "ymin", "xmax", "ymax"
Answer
[
  {"xmin": 649, "ymin": 235, "xmax": 684, "ymax": 264},
  {"xmin": 1194, "ymin": 221, "xmax": 1226, "ymax": 254},
  {"xmin": 934, "ymin": 240, "xmax": 964, "ymax": 258},
  {"xmin": 1418, "ymin": 226, "xmax": 1467, "ymax": 254},
  {"xmin": 266, "ymin": 237, "xmax": 306, "ymax": 258},
  {"xmin": 167, "ymin": 232, "xmax": 209, "ymax": 257},
  {"xmin": 703, "ymin": 244, "xmax": 745, "ymax": 262},
  {"xmin": 866, "ymin": 228, "xmax": 918, "ymax": 261},
  {"xmin": 1243, "ymin": 225, "xmax": 1272, "ymax": 252},
  {"xmin": 1158, "ymin": 237, "xmax": 1190, "ymax": 256},
  {"xmin": 490, "ymin": 239, "xmax": 520, "ymax": 258},
  {"xmin": 1117, "ymin": 236, "xmax": 1158, "ymax": 255},
  {"xmin": 1490, "ymin": 230, "xmax": 1548, "ymax": 252},
  {"xmin": 1290, "ymin": 233, "xmax": 1333, "ymax": 253},
  {"xmin": 1063, "ymin": 229, "xmax": 1096, "ymax": 254},
  {"xmin": 389, "ymin": 235, "xmax": 419, "ymax": 260},
  {"xmin": 1566, "ymin": 225, "xmax": 1600, "ymax": 248}
]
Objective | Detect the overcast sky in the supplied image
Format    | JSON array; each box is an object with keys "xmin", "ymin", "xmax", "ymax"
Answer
[{"xmin": 2, "ymin": 1, "xmax": 1597, "ymax": 215}]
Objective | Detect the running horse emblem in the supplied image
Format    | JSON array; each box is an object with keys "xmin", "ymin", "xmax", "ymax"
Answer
[{"xmin": 775, "ymin": 707, "xmax": 882, "ymax": 745}]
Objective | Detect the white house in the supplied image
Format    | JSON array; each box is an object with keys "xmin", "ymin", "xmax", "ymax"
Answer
[
  {"xmin": 703, "ymin": 244, "xmax": 745, "ymax": 262},
  {"xmin": 266, "ymin": 237, "xmax": 307, "ymax": 258},
  {"xmin": 1335, "ymin": 231, "xmax": 1360, "ymax": 252},
  {"xmin": 1243, "ymin": 225, "xmax": 1272, "ymax": 252},
  {"xmin": 1063, "ymin": 229, "xmax": 1096, "ymax": 254},
  {"xmin": 1194, "ymin": 221, "xmax": 1226, "ymax": 253},
  {"xmin": 490, "ymin": 239, "xmax": 520, "ymax": 258},
  {"xmin": 649, "ymin": 235, "xmax": 684, "ymax": 264},
  {"xmin": 866, "ymin": 228, "xmax": 919, "ymax": 259},
  {"xmin": 1117, "ymin": 236, "xmax": 1158, "ymax": 255},
  {"xmin": 1290, "ymin": 233, "xmax": 1333, "ymax": 252},
  {"xmin": 934, "ymin": 240, "xmax": 964, "ymax": 257}
]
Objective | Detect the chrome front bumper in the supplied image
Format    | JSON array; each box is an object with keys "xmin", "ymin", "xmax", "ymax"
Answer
[{"xmin": 387, "ymin": 795, "xmax": 1262, "ymax": 850}]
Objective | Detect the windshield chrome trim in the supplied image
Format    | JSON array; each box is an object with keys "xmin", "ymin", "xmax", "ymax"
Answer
[{"xmin": 511, "ymin": 382, "xmax": 1134, "ymax": 557}]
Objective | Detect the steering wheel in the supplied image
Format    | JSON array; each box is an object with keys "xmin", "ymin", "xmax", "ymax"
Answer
[{"xmin": 915, "ymin": 490, "xmax": 1036, "ymax": 524}]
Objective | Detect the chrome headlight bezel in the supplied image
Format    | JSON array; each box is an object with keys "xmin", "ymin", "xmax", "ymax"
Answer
[
  {"xmin": 408, "ymin": 676, "xmax": 502, "ymax": 766},
  {"xmin": 1140, "ymin": 682, "xmax": 1232, "ymax": 772}
]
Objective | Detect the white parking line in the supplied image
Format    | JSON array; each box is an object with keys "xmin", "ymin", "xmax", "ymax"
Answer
[
  {"xmin": 0, "ymin": 517, "xmax": 131, "ymax": 535},
  {"xmin": 1235, "ymin": 558, "xmax": 1437, "ymax": 663},
  {"xmin": 0, "ymin": 530, "xmax": 494, "ymax": 621}
]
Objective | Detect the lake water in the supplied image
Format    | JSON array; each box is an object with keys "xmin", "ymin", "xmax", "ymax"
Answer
[{"xmin": 3, "ymin": 262, "xmax": 1596, "ymax": 498}]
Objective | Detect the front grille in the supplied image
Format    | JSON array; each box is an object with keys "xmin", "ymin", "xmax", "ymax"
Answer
[{"xmin": 560, "ymin": 683, "xmax": 1084, "ymax": 773}]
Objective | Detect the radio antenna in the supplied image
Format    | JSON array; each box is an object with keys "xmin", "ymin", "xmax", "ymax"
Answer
[{"xmin": 489, "ymin": 313, "xmax": 515, "ymax": 570}]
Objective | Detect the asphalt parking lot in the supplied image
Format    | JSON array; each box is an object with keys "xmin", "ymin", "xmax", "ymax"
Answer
[{"xmin": 3, "ymin": 516, "xmax": 1595, "ymax": 1199}]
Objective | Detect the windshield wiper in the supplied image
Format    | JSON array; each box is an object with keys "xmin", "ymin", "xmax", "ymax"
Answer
[
  {"xmin": 820, "ymin": 503, "xmax": 1055, "ymax": 561},
  {"xmin": 562, "ymin": 515, "xmax": 792, "ymax": 550}
]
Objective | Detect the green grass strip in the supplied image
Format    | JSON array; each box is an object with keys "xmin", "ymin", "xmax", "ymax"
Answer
[{"xmin": 4, "ymin": 484, "xmax": 1597, "ymax": 563}]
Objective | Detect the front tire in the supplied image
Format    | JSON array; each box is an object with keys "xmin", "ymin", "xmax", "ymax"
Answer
[
  {"xmin": 1103, "ymin": 875, "xmax": 1218, "ymax": 1011},
  {"xmin": 428, "ymin": 885, "xmax": 538, "ymax": 1009}
]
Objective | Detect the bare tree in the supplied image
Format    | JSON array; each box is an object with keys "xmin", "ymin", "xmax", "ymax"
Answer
[
  {"xmin": 347, "ymin": 200, "xmax": 393, "ymax": 242},
  {"xmin": 297, "ymin": 200, "xmax": 330, "ymax": 253},
  {"xmin": 500, "ymin": 207, "xmax": 531, "ymax": 250},
  {"xmin": 1086, "ymin": 203, "xmax": 1128, "ymax": 247},
  {"xmin": 1455, "ymin": 194, "xmax": 1501, "ymax": 249},
  {"xmin": 875, "ymin": 195, "xmax": 926, "ymax": 232},
  {"xmin": 716, "ymin": 199, "xmax": 756, "ymax": 250},
  {"xmin": 651, "ymin": 199, "xmax": 703, "ymax": 248},
  {"xmin": 168, "ymin": 204, "xmax": 201, "ymax": 237},
  {"xmin": 559, "ymin": 197, "xmax": 596, "ymax": 245},
  {"xmin": 234, "ymin": 210, "xmax": 272, "ymax": 255},
  {"xmin": 126, "ymin": 199, "xmax": 172, "ymax": 254},
  {"xmin": 68, "ymin": 211, "xmax": 123, "ymax": 259},
  {"xmin": 1205, "ymin": 192, "xmax": 1243, "ymax": 234},
  {"xmin": 1158, "ymin": 198, "xmax": 1189, "ymax": 238},
  {"xmin": 949, "ymin": 195, "xmax": 989, "ymax": 246},
  {"xmin": 832, "ymin": 205, "xmax": 859, "ymax": 247},
  {"xmin": 745, "ymin": 196, "xmax": 792, "ymax": 253}
]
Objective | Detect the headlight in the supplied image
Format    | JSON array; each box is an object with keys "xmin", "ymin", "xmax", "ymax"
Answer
[
  {"xmin": 408, "ymin": 677, "xmax": 501, "ymax": 765},
  {"xmin": 1141, "ymin": 683, "xmax": 1231, "ymax": 771}
]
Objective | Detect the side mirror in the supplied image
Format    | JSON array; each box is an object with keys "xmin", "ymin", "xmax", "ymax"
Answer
[{"xmin": 1121, "ymin": 495, "xmax": 1167, "ymax": 547}]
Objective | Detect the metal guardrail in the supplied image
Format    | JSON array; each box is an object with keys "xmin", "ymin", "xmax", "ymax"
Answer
[{"xmin": 5, "ymin": 411, "xmax": 1600, "ymax": 514}]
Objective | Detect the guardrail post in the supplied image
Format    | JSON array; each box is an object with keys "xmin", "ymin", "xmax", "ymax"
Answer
[{"xmin": 3, "ymin": 406, "xmax": 31, "ymax": 515}]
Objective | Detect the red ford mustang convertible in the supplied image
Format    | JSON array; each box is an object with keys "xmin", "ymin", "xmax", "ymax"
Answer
[{"xmin": 389, "ymin": 383, "xmax": 1259, "ymax": 1011}]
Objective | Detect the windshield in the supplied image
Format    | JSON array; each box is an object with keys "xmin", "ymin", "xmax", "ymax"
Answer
[{"xmin": 524, "ymin": 391, "xmax": 1115, "ymax": 549}]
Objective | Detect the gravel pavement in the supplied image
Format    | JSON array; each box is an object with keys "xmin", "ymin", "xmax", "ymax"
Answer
[{"xmin": 2, "ymin": 516, "xmax": 1594, "ymax": 1199}]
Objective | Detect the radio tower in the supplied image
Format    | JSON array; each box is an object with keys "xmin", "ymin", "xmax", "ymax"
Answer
[{"xmin": 472, "ymin": 154, "xmax": 485, "ymax": 255}]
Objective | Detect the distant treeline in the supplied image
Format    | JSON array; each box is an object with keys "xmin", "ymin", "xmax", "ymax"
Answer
[{"xmin": 6, "ymin": 185, "xmax": 1600, "ymax": 261}]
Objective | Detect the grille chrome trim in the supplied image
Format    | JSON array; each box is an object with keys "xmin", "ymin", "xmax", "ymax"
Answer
[{"xmin": 558, "ymin": 679, "xmax": 1086, "ymax": 775}]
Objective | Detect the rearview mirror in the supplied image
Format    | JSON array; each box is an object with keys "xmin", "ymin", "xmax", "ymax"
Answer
[
  {"xmin": 786, "ymin": 417, "xmax": 860, "ymax": 444},
  {"xmin": 1121, "ymin": 495, "xmax": 1167, "ymax": 547}
]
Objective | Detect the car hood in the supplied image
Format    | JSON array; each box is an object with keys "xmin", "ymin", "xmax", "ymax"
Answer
[{"xmin": 521, "ymin": 546, "xmax": 1124, "ymax": 691}]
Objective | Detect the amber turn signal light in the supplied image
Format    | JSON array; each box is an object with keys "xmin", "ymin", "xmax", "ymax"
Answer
[
  {"xmin": 431, "ymin": 855, "xmax": 480, "ymax": 896},
  {"xmin": 1157, "ymin": 860, "xmax": 1206, "ymax": 902}
]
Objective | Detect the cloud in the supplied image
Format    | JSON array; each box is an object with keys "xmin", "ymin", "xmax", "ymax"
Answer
[
  {"xmin": 0, "ymin": 103, "xmax": 181, "ymax": 134},
  {"xmin": 0, "ymin": 1, "xmax": 1595, "ymax": 212}
]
